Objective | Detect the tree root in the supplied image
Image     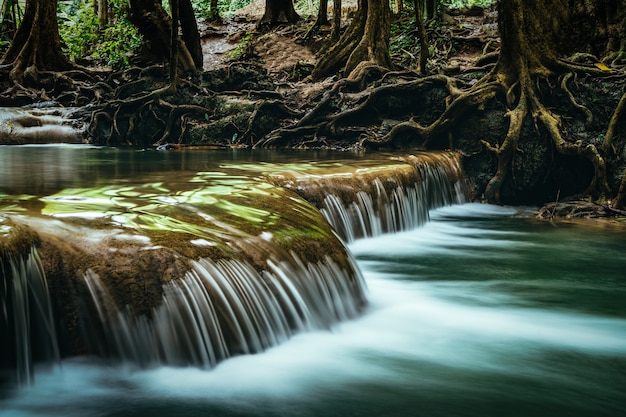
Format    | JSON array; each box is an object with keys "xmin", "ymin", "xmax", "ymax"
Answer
[
  {"xmin": 294, "ymin": 64, "xmax": 390, "ymax": 129},
  {"xmin": 240, "ymin": 100, "xmax": 303, "ymax": 146},
  {"xmin": 88, "ymin": 80, "xmax": 212, "ymax": 146},
  {"xmin": 482, "ymin": 89, "xmax": 527, "ymax": 202},
  {"xmin": 153, "ymin": 99, "xmax": 213, "ymax": 146},
  {"xmin": 253, "ymin": 125, "xmax": 320, "ymax": 148},
  {"xmin": 363, "ymin": 118, "xmax": 425, "ymax": 149},
  {"xmin": 530, "ymin": 92, "xmax": 609, "ymax": 198},
  {"xmin": 482, "ymin": 72, "xmax": 611, "ymax": 203},
  {"xmin": 356, "ymin": 77, "xmax": 501, "ymax": 149},
  {"xmin": 560, "ymin": 73, "xmax": 593, "ymax": 127},
  {"xmin": 603, "ymin": 91, "xmax": 626, "ymax": 153},
  {"xmin": 327, "ymin": 74, "xmax": 458, "ymax": 136},
  {"xmin": 615, "ymin": 169, "xmax": 626, "ymax": 209}
]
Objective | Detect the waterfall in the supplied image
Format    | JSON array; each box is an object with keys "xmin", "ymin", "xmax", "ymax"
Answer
[
  {"xmin": 1, "ymin": 248, "xmax": 60, "ymax": 386},
  {"xmin": 82, "ymin": 253, "xmax": 367, "ymax": 369},
  {"xmin": 277, "ymin": 152, "xmax": 466, "ymax": 243},
  {"xmin": 0, "ymin": 150, "xmax": 467, "ymax": 384},
  {"xmin": 323, "ymin": 154, "xmax": 465, "ymax": 242}
]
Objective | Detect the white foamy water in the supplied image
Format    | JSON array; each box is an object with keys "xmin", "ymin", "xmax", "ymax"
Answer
[{"xmin": 2, "ymin": 203, "xmax": 625, "ymax": 417}]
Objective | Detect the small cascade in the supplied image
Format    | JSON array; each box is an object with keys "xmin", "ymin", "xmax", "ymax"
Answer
[
  {"xmin": 0, "ymin": 248, "xmax": 60, "ymax": 386},
  {"xmin": 276, "ymin": 152, "xmax": 466, "ymax": 243},
  {"xmin": 83, "ymin": 253, "xmax": 367, "ymax": 369}
]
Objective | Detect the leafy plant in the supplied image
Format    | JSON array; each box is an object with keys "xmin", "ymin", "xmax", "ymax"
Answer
[
  {"xmin": 57, "ymin": 0, "xmax": 141, "ymax": 69},
  {"xmin": 228, "ymin": 31, "xmax": 254, "ymax": 60},
  {"xmin": 191, "ymin": 0, "xmax": 255, "ymax": 19},
  {"xmin": 0, "ymin": 0, "xmax": 22, "ymax": 52},
  {"xmin": 441, "ymin": 0, "xmax": 495, "ymax": 9}
]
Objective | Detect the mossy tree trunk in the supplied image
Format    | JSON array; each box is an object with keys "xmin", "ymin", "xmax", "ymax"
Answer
[
  {"xmin": 257, "ymin": 0, "xmax": 300, "ymax": 28},
  {"xmin": 97, "ymin": 0, "xmax": 108, "ymax": 29},
  {"xmin": 342, "ymin": 0, "xmax": 623, "ymax": 206},
  {"xmin": 480, "ymin": 0, "xmax": 612, "ymax": 203},
  {"xmin": 1, "ymin": 0, "xmax": 73, "ymax": 84},
  {"xmin": 312, "ymin": 0, "xmax": 391, "ymax": 80}
]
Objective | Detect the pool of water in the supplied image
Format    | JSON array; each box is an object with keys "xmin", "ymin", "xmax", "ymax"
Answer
[{"xmin": 1, "ymin": 202, "xmax": 625, "ymax": 417}]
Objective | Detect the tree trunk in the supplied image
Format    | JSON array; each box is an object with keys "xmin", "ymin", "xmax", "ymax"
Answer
[
  {"xmin": 480, "ymin": 0, "xmax": 615, "ymax": 203},
  {"xmin": 179, "ymin": 0, "xmax": 203, "ymax": 69},
  {"xmin": 317, "ymin": 0, "xmax": 329, "ymax": 26},
  {"xmin": 257, "ymin": 0, "xmax": 300, "ymax": 28},
  {"xmin": 414, "ymin": 0, "xmax": 429, "ymax": 74},
  {"xmin": 331, "ymin": 0, "xmax": 341, "ymax": 40},
  {"xmin": 127, "ymin": 0, "xmax": 196, "ymax": 72},
  {"xmin": 209, "ymin": 0, "xmax": 220, "ymax": 21},
  {"xmin": 344, "ymin": 0, "xmax": 391, "ymax": 75},
  {"xmin": 97, "ymin": 0, "xmax": 108, "ymax": 30},
  {"xmin": 2, "ymin": 0, "xmax": 73, "ymax": 84},
  {"xmin": 312, "ymin": 0, "xmax": 391, "ymax": 80}
]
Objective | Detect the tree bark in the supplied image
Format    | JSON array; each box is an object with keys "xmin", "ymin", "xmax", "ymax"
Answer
[
  {"xmin": 257, "ymin": 0, "xmax": 300, "ymax": 28},
  {"xmin": 127, "ymin": 0, "xmax": 196, "ymax": 72},
  {"xmin": 331, "ymin": 0, "xmax": 341, "ymax": 40},
  {"xmin": 179, "ymin": 0, "xmax": 203, "ymax": 69},
  {"xmin": 2, "ymin": 0, "xmax": 73, "ymax": 84},
  {"xmin": 312, "ymin": 0, "xmax": 391, "ymax": 80},
  {"xmin": 97, "ymin": 0, "xmax": 108, "ymax": 30},
  {"xmin": 317, "ymin": 0, "xmax": 329, "ymax": 26}
]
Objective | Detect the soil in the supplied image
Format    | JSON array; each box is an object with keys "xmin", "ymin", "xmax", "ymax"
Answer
[
  {"xmin": 1, "ymin": 3, "xmax": 624, "ymax": 214},
  {"xmin": 199, "ymin": 2, "xmax": 319, "ymax": 73}
]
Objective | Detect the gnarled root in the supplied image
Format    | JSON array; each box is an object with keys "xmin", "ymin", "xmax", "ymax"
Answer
[
  {"xmin": 482, "ymin": 92, "xmax": 527, "ymax": 202},
  {"xmin": 483, "ymin": 77, "xmax": 610, "ymax": 203},
  {"xmin": 603, "ymin": 91, "xmax": 626, "ymax": 153},
  {"xmin": 89, "ymin": 81, "xmax": 211, "ymax": 146}
]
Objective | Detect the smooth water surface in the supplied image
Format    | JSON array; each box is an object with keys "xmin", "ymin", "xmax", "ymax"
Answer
[{"xmin": 1, "ymin": 201, "xmax": 625, "ymax": 417}]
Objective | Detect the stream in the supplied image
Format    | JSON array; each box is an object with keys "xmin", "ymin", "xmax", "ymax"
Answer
[{"xmin": 1, "ymin": 146, "xmax": 625, "ymax": 416}]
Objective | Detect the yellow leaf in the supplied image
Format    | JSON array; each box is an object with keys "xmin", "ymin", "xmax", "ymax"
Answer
[{"xmin": 594, "ymin": 62, "xmax": 610, "ymax": 71}]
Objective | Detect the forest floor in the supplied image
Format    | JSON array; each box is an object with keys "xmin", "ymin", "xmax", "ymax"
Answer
[
  {"xmin": 1, "ymin": 4, "xmax": 624, "ymax": 216},
  {"xmin": 197, "ymin": 1, "xmax": 497, "ymax": 101},
  {"xmin": 0, "ymin": 3, "xmax": 500, "ymax": 147}
]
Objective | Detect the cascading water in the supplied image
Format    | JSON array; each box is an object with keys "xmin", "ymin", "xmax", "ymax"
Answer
[
  {"xmin": 82, "ymin": 253, "xmax": 367, "ymax": 369},
  {"xmin": 2, "ymin": 148, "xmax": 625, "ymax": 417},
  {"xmin": 0, "ymin": 148, "xmax": 466, "ymax": 387},
  {"xmin": 1, "ymin": 248, "xmax": 60, "ymax": 387},
  {"xmin": 272, "ymin": 152, "xmax": 466, "ymax": 242}
]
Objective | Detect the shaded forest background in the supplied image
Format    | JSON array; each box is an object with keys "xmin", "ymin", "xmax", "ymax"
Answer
[{"xmin": 0, "ymin": 0, "xmax": 625, "ymax": 212}]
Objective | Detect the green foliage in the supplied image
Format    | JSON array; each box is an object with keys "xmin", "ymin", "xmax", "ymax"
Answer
[
  {"xmin": 228, "ymin": 31, "xmax": 254, "ymax": 60},
  {"xmin": 441, "ymin": 0, "xmax": 494, "ymax": 9},
  {"xmin": 0, "ymin": 0, "xmax": 21, "ymax": 51},
  {"xmin": 190, "ymin": 0, "xmax": 317, "ymax": 20},
  {"xmin": 58, "ymin": 0, "xmax": 141, "ymax": 69},
  {"xmin": 390, "ymin": 16, "xmax": 420, "ymax": 58},
  {"xmin": 191, "ymin": 0, "xmax": 255, "ymax": 19}
]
